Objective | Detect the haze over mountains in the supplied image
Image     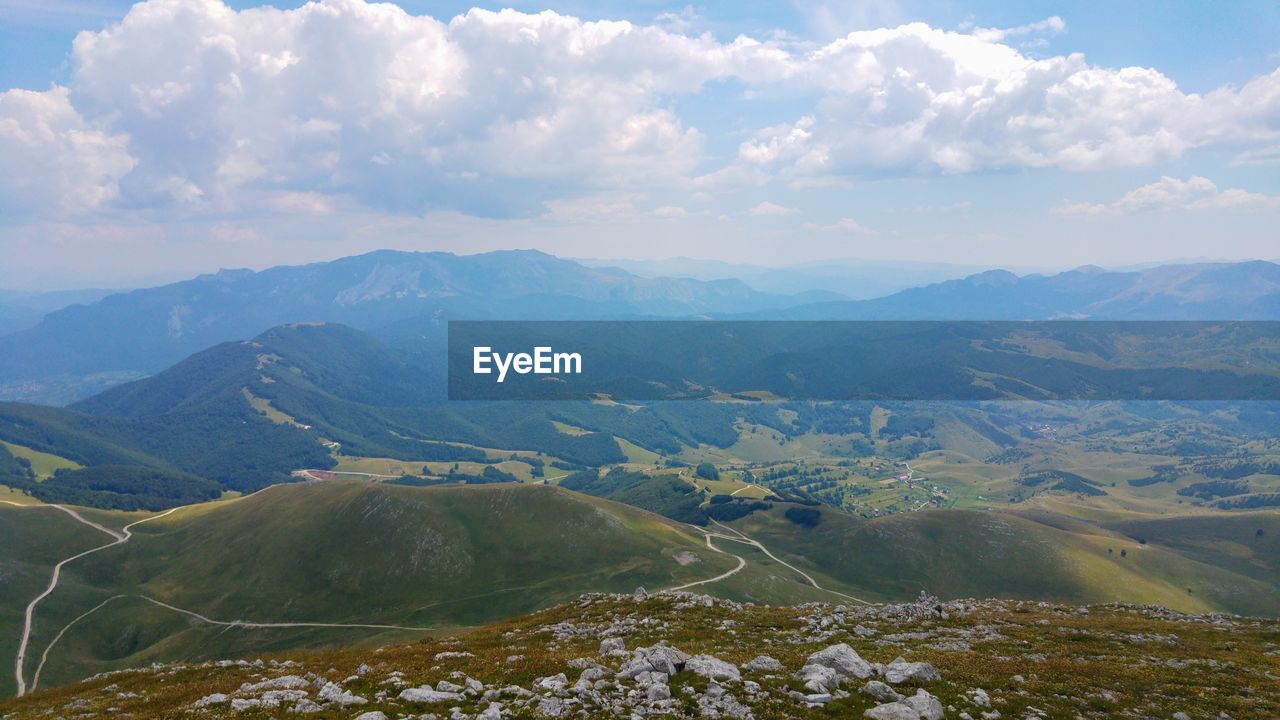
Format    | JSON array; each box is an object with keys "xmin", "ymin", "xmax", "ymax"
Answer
[{"xmin": 1, "ymin": 250, "xmax": 1279, "ymax": 405}]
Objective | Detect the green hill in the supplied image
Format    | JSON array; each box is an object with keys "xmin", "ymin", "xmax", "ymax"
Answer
[
  {"xmin": 20, "ymin": 482, "xmax": 739, "ymax": 691},
  {"xmin": 0, "ymin": 504, "xmax": 121, "ymax": 697},
  {"xmin": 722, "ymin": 503, "xmax": 1280, "ymax": 616}
]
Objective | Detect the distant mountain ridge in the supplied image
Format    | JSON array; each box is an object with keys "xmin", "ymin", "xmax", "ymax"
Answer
[
  {"xmin": 0, "ymin": 249, "xmax": 836, "ymax": 404},
  {"xmin": 744, "ymin": 260, "xmax": 1280, "ymax": 320},
  {"xmin": 3, "ymin": 253, "xmax": 1279, "ymax": 405}
]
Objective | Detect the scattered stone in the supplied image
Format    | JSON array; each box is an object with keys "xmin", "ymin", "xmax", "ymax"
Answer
[
  {"xmin": 796, "ymin": 643, "xmax": 873, "ymax": 691},
  {"xmin": 352, "ymin": 713, "xmax": 387, "ymax": 720},
  {"xmin": 191, "ymin": 693, "xmax": 228, "ymax": 708},
  {"xmin": 619, "ymin": 644, "xmax": 690, "ymax": 678},
  {"xmin": 903, "ymin": 689, "xmax": 945, "ymax": 720},
  {"xmin": 862, "ymin": 680, "xmax": 904, "ymax": 703},
  {"xmin": 883, "ymin": 657, "xmax": 941, "ymax": 684},
  {"xmin": 399, "ymin": 687, "xmax": 465, "ymax": 704},
  {"xmin": 686, "ymin": 654, "xmax": 741, "ymax": 681},
  {"xmin": 318, "ymin": 682, "xmax": 367, "ymax": 707},
  {"xmin": 646, "ymin": 683, "xmax": 671, "ymax": 701},
  {"xmin": 598, "ymin": 637, "xmax": 626, "ymax": 656},
  {"xmin": 536, "ymin": 695, "xmax": 565, "ymax": 717},
  {"xmin": 864, "ymin": 702, "xmax": 921, "ymax": 720},
  {"xmin": 742, "ymin": 656, "xmax": 783, "ymax": 672},
  {"xmin": 239, "ymin": 675, "xmax": 310, "ymax": 693},
  {"xmin": 968, "ymin": 688, "xmax": 991, "ymax": 708}
]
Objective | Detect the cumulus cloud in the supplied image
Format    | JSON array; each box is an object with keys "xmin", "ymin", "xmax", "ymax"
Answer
[
  {"xmin": 748, "ymin": 201, "xmax": 798, "ymax": 216},
  {"xmin": 0, "ymin": 86, "xmax": 134, "ymax": 216},
  {"xmin": 803, "ymin": 217, "xmax": 869, "ymax": 232},
  {"xmin": 53, "ymin": 1, "xmax": 787, "ymax": 217},
  {"xmin": 733, "ymin": 22, "xmax": 1258, "ymax": 180},
  {"xmin": 0, "ymin": 1, "xmax": 1278, "ymax": 222},
  {"xmin": 1054, "ymin": 176, "xmax": 1280, "ymax": 216}
]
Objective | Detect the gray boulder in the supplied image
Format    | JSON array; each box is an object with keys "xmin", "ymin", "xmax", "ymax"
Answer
[
  {"xmin": 796, "ymin": 663, "xmax": 841, "ymax": 693},
  {"xmin": 398, "ymin": 686, "xmax": 464, "ymax": 704},
  {"xmin": 620, "ymin": 644, "xmax": 689, "ymax": 679},
  {"xmin": 904, "ymin": 689, "xmax": 944, "ymax": 720},
  {"xmin": 190, "ymin": 693, "xmax": 228, "ymax": 708},
  {"xmin": 536, "ymin": 696, "xmax": 565, "ymax": 717},
  {"xmin": 646, "ymin": 683, "xmax": 672, "ymax": 701},
  {"xmin": 883, "ymin": 657, "xmax": 941, "ymax": 685},
  {"xmin": 806, "ymin": 643, "xmax": 873, "ymax": 680},
  {"xmin": 686, "ymin": 655, "xmax": 741, "ymax": 681},
  {"xmin": 742, "ymin": 656, "xmax": 783, "ymax": 672},
  {"xmin": 317, "ymin": 682, "xmax": 367, "ymax": 707},
  {"xmin": 863, "ymin": 702, "xmax": 921, "ymax": 720},
  {"xmin": 862, "ymin": 680, "xmax": 904, "ymax": 703},
  {"xmin": 795, "ymin": 643, "xmax": 873, "ymax": 692},
  {"xmin": 598, "ymin": 637, "xmax": 626, "ymax": 656}
]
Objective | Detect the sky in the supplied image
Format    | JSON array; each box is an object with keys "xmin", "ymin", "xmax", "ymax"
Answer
[{"xmin": 2, "ymin": 0, "xmax": 1279, "ymax": 289}]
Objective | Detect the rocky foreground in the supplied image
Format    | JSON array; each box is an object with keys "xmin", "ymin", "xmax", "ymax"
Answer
[{"xmin": 2, "ymin": 591, "xmax": 1277, "ymax": 720}]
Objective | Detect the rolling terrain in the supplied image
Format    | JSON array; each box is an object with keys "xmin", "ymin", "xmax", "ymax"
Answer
[
  {"xmin": 0, "ymin": 258, "xmax": 1277, "ymax": 701},
  {"xmin": 8, "ymin": 481, "xmax": 824, "ymax": 695}
]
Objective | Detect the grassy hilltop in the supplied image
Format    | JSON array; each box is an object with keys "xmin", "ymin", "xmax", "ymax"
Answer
[{"xmin": 1, "ymin": 591, "xmax": 1276, "ymax": 719}]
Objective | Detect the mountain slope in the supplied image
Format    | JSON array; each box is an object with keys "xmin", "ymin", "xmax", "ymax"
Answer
[
  {"xmin": 0, "ymin": 289, "xmax": 117, "ymax": 337},
  {"xmin": 724, "ymin": 502, "xmax": 1280, "ymax": 616},
  {"xmin": 13, "ymin": 481, "xmax": 739, "ymax": 690}
]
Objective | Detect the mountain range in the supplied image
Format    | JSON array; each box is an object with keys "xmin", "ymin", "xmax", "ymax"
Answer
[
  {"xmin": 0, "ymin": 250, "xmax": 836, "ymax": 405},
  {"xmin": 749, "ymin": 261, "xmax": 1280, "ymax": 320},
  {"xmin": 3, "ymin": 252, "xmax": 1279, "ymax": 405}
]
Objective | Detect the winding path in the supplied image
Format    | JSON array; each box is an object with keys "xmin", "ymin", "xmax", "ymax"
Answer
[
  {"xmin": 28, "ymin": 595, "xmax": 439, "ymax": 692},
  {"xmin": 5, "ymin": 478, "xmax": 867, "ymax": 697},
  {"xmin": 705, "ymin": 518, "xmax": 871, "ymax": 605},
  {"xmin": 666, "ymin": 530, "xmax": 748, "ymax": 592},
  {"xmin": 2, "ymin": 501, "xmax": 177, "ymax": 696}
]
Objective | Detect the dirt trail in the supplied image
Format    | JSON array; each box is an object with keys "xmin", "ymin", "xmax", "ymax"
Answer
[
  {"xmin": 3, "ymin": 501, "xmax": 177, "ymax": 696},
  {"xmin": 707, "ymin": 519, "xmax": 871, "ymax": 605},
  {"xmin": 666, "ymin": 530, "xmax": 747, "ymax": 591}
]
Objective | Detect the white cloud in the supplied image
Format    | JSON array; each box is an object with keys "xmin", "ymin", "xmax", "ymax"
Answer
[
  {"xmin": 1231, "ymin": 144, "xmax": 1280, "ymax": 166},
  {"xmin": 541, "ymin": 193, "xmax": 640, "ymax": 220},
  {"xmin": 732, "ymin": 23, "xmax": 1256, "ymax": 181},
  {"xmin": 651, "ymin": 205, "xmax": 687, "ymax": 218},
  {"xmin": 0, "ymin": 86, "xmax": 134, "ymax": 215},
  {"xmin": 1054, "ymin": 176, "xmax": 1280, "ymax": 216},
  {"xmin": 971, "ymin": 16, "xmax": 1066, "ymax": 43},
  {"xmin": 1, "ymin": 1, "xmax": 1278, "ymax": 222},
  {"xmin": 804, "ymin": 217, "xmax": 869, "ymax": 232},
  {"xmin": 748, "ymin": 201, "xmax": 798, "ymax": 216}
]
